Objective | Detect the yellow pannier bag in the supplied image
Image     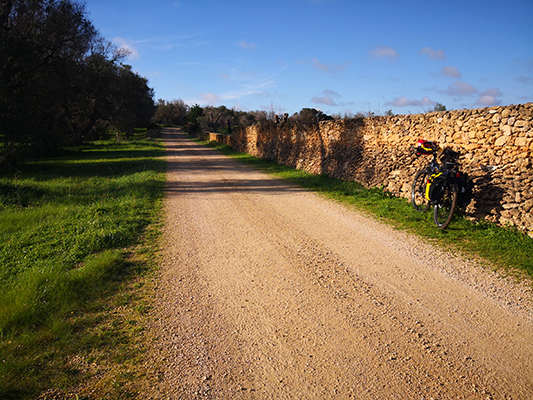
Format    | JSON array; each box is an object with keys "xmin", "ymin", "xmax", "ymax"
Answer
[{"xmin": 425, "ymin": 172, "xmax": 444, "ymax": 201}]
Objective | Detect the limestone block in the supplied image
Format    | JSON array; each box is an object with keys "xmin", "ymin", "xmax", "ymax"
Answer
[
  {"xmin": 510, "ymin": 208, "xmax": 521, "ymax": 217},
  {"xmin": 521, "ymin": 199, "xmax": 533, "ymax": 213},
  {"xmin": 515, "ymin": 137, "xmax": 530, "ymax": 147},
  {"xmin": 395, "ymin": 181, "xmax": 408, "ymax": 192},
  {"xmin": 494, "ymin": 136, "xmax": 508, "ymax": 146},
  {"xmin": 502, "ymin": 125, "xmax": 512, "ymax": 136},
  {"xmin": 502, "ymin": 202, "xmax": 520, "ymax": 210}
]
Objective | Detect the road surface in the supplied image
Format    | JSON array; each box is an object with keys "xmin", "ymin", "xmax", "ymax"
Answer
[{"xmin": 146, "ymin": 128, "xmax": 533, "ymax": 399}]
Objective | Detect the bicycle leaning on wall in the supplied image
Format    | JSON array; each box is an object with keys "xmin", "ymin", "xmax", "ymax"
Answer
[{"xmin": 411, "ymin": 140, "xmax": 474, "ymax": 229}]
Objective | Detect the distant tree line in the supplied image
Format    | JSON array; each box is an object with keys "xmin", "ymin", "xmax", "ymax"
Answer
[
  {"xmin": 151, "ymin": 102, "xmax": 449, "ymax": 136},
  {"xmin": 152, "ymin": 100, "xmax": 271, "ymax": 134},
  {"xmin": 152, "ymin": 102, "xmax": 339, "ymax": 135},
  {"xmin": 0, "ymin": 0, "xmax": 155, "ymax": 165}
]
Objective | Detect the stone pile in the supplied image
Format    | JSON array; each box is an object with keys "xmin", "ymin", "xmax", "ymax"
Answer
[{"xmin": 230, "ymin": 103, "xmax": 533, "ymax": 235}]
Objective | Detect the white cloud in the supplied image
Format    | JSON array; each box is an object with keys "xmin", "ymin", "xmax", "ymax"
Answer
[
  {"xmin": 175, "ymin": 61, "xmax": 209, "ymax": 67},
  {"xmin": 311, "ymin": 90, "xmax": 342, "ymax": 106},
  {"xmin": 112, "ymin": 37, "xmax": 141, "ymax": 59},
  {"xmin": 441, "ymin": 66, "xmax": 462, "ymax": 78},
  {"xmin": 482, "ymin": 88, "xmax": 502, "ymax": 97},
  {"xmin": 138, "ymin": 34, "xmax": 207, "ymax": 52},
  {"xmin": 322, "ymin": 89, "xmax": 341, "ymax": 98},
  {"xmin": 476, "ymin": 88, "xmax": 502, "ymax": 106},
  {"xmin": 386, "ymin": 96, "xmax": 435, "ymax": 107},
  {"xmin": 476, "ymin": 95, "xmax": 499, "ymax": 106},
  {"xmin": 311, "ymin": 58, "xmax": 330, "ymax": 72},
  {"xmin": 199, "ymin": 93, "xmax": 222, "ymax": 104},
  {"xmin": 194, "ymin": 79, "xmax": 277, "ymax": 106},
  {"xmin": 368, "ymin": 46, "xmax": 399, "ymax": 60},
  {"xmin": 446, "ymin": 80, "xmax": 478, "ymax": 96},
  {"xmin": 516, "ymin": 76, "xmax": 533, "ymax": 84},
  {"xmin": 420, "ymin": 47, "xmax": 446, "ymax": 60},
  {"xmin": 225, "ymin": 87, "xmax": 268, "ymax": 100},
  {"xmin": 312, "ymin": 96, "xmax": 337, "ymax": 106},
  {"xmin": 221, "ymin": 69, "xmax": 259, "ymax": 83},
  {"xmin": 237, "ymin": 40, "xmax": 257, "ymax": 50},
  {"xmin": 298, "ymin": 58, "xmax": 349, "ymax": 73}
]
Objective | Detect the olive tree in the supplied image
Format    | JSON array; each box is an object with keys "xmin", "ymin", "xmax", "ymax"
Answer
[{"xmin": 0, "ymin": 0, "xmax": 155, "ymax": 163}]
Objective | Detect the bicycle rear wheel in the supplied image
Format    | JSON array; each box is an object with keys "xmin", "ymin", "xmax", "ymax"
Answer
[
  {"xmin": 411, "ymin": 170, "xmax": 430, "ymax": 212},
  {"xmin": 433, "ymin": 183, "xmax": 458, "ymax": 229}
]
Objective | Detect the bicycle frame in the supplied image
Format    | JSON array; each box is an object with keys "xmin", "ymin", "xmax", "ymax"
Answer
[{"xmin": 411, "ymin": 146, "xmax": 462, "ymax": 229}]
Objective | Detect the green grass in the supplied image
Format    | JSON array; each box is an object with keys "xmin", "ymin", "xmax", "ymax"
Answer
[
  {"xmin": 0, "ymin": 138, "xmax": 166, "ymax": 399},
  {"xmin": 204, "ymin": 139, "xmax": 533, "ymax": 281}
]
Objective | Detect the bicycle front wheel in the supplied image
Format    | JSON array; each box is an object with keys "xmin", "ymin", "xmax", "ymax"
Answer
[
  {"xmin": 411, "ymin": 170, "xmax": 430, "ymax": 212},
  {"xmin": 433, "ymin": 184, "xmax": 458, "ymax": 229}
]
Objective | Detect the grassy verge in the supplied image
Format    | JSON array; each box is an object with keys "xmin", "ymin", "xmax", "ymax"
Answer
[
  {"xmin": 203, "ymin": 140, "xmax": 533, "ymax": 281},
  {"xmin": 0, "ymin": 136, "xmax": 166, "ymax": 399}
]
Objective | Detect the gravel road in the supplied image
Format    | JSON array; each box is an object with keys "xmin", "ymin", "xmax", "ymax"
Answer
[{"xmin": 146, "ymin": 128, "xmax": 533, "ymax": 399}]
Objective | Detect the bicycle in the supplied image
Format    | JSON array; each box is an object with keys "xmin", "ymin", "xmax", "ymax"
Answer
[
  {"xmin": 411, "ymin": 140, "xmax": 440, "ymax": 213},
  {"xmin": 411, "ymin": 140, "xmax": 472, "ymax": 229}
]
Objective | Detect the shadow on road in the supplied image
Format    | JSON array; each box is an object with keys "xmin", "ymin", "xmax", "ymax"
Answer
[{"xmin": 163, "ymin": 128, "xmax": 305, "ymax": 196}]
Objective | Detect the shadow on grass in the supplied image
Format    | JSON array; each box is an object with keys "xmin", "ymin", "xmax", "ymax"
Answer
[
  {"xmin": 16, "ymin": 151, "xmax": 166, "ymax": 179},
  {"xmin": 1, "ymin": 143, "xmax": 166, "ymax": 209}
]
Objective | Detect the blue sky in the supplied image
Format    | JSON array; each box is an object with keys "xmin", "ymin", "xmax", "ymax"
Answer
[{"xmin": 84, "ymin": 0, "xmax": 533, "ymax": 116}]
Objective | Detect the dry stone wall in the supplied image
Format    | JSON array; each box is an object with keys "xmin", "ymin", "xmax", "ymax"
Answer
[{"xmin": 228, "ymin": 103, "xmax": 533, "ymax": 235}]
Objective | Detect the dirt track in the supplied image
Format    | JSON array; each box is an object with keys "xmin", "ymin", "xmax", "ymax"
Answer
[{"xmin": 146, "ymin": 128, "xmax": 533, "ymax": 399}]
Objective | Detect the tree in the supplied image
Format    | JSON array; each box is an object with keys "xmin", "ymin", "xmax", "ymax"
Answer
[
  {"xmin": 234, "ymin": 110, "xmax": 259, "ymax": 126},
  {"xmin": 0, "ymin": 0, "xmax": 156, "ymax": 163},
  {"xmin": 1, "ymin": 0, "xmax": 101, "ymax": 154},
  {"xmin": 153, "ymin": 99, "xmax": 188, "ymax": 126},
  {"xmin": 112, "ymin": 65, "xmax": 155, "ymax": 138},
  {"xmin": 433, "ymin": 102, "xmax": 447, "ymax": 112},
  {"xmin": 197, "ymin": 105, "xmax": 236, "ymax": 133},
  {"xmin": 187, "ymin": 104, "xmax": 204, "ymax": 125},
  {"xmin": 290, "ymin": 108, "xmax": 333, "ymax": 124}
]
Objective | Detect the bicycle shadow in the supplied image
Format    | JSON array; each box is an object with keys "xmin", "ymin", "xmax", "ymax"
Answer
[{"xmin": 468, "ymin": 169, "xmax": 506, "ymax": 221}]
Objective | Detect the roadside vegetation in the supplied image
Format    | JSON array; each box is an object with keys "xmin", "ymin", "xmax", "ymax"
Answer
[
  {"xmin": 1, "ymin": 0, "xmax": 155, "ymax": 167},
  {"xmin": 0, "ymin": 131, "xmax": 166, "ymax": 399},
  {"xmin": 204, "ymin": 140, "xmax": 533, "ymax": 282}
]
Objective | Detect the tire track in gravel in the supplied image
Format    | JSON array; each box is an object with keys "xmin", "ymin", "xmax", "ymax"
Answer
[{"xmin": 145, "ymin": 128, "xmax": 533, "ymax": 399}]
